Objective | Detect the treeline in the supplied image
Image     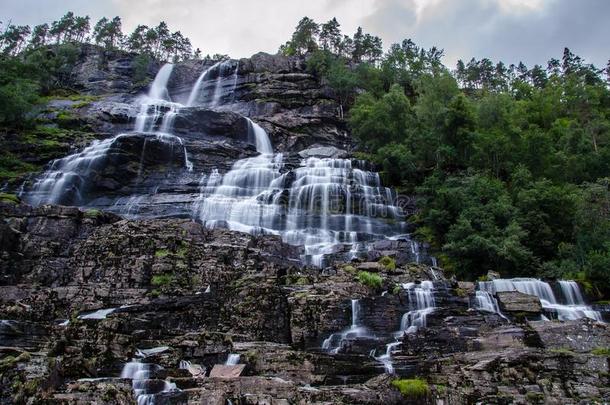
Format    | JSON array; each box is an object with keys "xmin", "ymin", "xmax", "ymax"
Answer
[
  {"xmin": 0, "ymin": 12, "xmax": 202, "ymax": 61},
  {"xmin": 280, "ymin": 17, "xmax": 383, "ymax": 64},
  {"xmin": 284, "ymin": 17, "xmax": 610, "ymax": 297}
]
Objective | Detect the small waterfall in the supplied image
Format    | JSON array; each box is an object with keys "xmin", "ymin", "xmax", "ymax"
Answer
[
  {"xmin": 322, "ymin": 299, "xmax": 369, "ymax": 353},
  {"xmin": 373, "ymin": 281, "xmax": 436, "ymax": 374},
  {"xmin": 225, "ymin": 354, "xmax": 240, "ymax": 366},
  {"xmin": 121, "ymin": 360, "xmax": 179, "ymax": 404},
  {"xmin": 148, "ymin": 64, "xmax": 174, "ymax": 100},
  {"xmin": 479, "ymin": 278, "xmax": 602, "ymax": 322},
  {"xmin": 474, "ymin": 290, "xmax": 508, "ymax": 320},
  {"xmin": 187, "ymin": 60, "xmax": 238, "ymax": 108},
  {"xmin": 400, "ymin": 281, "xmax": 436, "ymax": 333}
]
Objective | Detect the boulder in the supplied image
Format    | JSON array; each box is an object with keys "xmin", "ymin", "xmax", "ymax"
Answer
[
  {"xmin": 497, "ymin": 291, "xmax": 542, "ymax": 313},
  {"xmin": 209, "ymin": 364, "xmax": 246, "ymax": 378}
]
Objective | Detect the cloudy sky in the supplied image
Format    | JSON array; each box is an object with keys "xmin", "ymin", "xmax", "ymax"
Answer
[{"xmin": 2, "ymin": 0, "xmax": 608, "ymax": 68}]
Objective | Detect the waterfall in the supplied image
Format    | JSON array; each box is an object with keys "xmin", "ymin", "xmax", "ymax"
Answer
[
  {"xmin": 400, "ymin": 281, "xmax": 436, "ymax": 333},
  {"xmin": 373, "ymin": 281, "xmax": 437, "ymax": 374},
  {"xmin": 322, "ymin": 299, "xmax": 369, "ymax": 353},
  {"xmin": 24, "ymin": 63, "xmax": 192, "ymax": 207},
  {"xmin": 148, "ymin": 64, "xmax": 174, "ymax": 100},
  {"xmin": 474, "ymin": 290, "xmax": 508, "ymax": 320},
  {"xmin": 479, "ymin": 278, "xmax": 602, "ymax": 322},
  {"xmin": 247, "ymin": 118, "xmax": 273, "ymax": 154},
  {"xmin": 193, "ymin": 134, "xmax": 409, "ymax": 266},
  {"xmin": 225, "ymin": 353, "xmax": 240, "ymax": 365},
  {"xmin": 186, "ymin": 60, "xmax": 238, "ymax": 108},
  {"xmin": 120, "ymin": 360, "xmax": 179, "ymax": 404}
]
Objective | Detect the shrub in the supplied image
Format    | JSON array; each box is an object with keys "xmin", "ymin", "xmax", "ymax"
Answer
[
  {"xmin": 378, "ymin": 256, "xmax": 396, "ymax": 271},
  {"xmin": 356, "ymin": 271, "xmax": 383, "ymax": 289},
  {"xmin": 151, "ymin": 273, "xmax": 173, "ymax": 286},
  {"xmin": 391, "ymin": 378, "xmax": 430, "ymax": 398}
]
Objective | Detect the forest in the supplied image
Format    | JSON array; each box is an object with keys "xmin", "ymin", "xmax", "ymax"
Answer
[{"xmin": 1, "ymin": 13, "xmax": 609, "ymax": 296}]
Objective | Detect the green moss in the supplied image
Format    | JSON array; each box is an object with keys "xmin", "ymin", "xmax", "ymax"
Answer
[
  {"xmin": 155, "ymin": 249, "xmax": 169, "ymax": 258},
  {"xmin": 151, "ymin": 273, "xmax": 173, "ymax": 286},
  {"xmin": 294, "ymin": 276, "xmax": 310, "ymax": 285},
  {"xmin": 550, "ymin": 347, "xmax": 575, "ymax": 356},
  {"xmin": 148, "ymin": 289, "xmax": 160, "ymax": 298},
  {"xmin": 0, "ymin": 152, "xmax": 39, "ymax": 180},
  {"xmin": 378, "ymin": 256, "xmax": 396, "ymax": 271},
  {"xmin": 392, "ymin": 284, "xmax": 402, "ymax": 295},
  {"xmin": 391, "ymin": 378, "xmax": 430, "ymax": 398},
  {"xmin": 343, "ymin": 264, "xmax": 357, "ymax": 274},
  {"xmin": 453, "ymin": 287, "xmax": 468, "ymax": 297},
  {"xmin": 0, "ymin": 193, "xmax": 20, "ymax": 204},
  {"xmin": 356, "ymin": 271, "xmax": 383, "ymax": 289},
  {"xmin": 176, "ymin": 242, "xmax": 188, "ymax": 258},
  {"xmin": 83, "ymin": 208, "xmax": 102, "ymax": 218},
  {"xmin": 526, "ymin": 391, "xmax": 544, "ymax": 403},
  {"xmin": 477, "ymin": 275, "xmax": 490, "ymax": 282},
  {"xmin": 0, "ymin": 352, "xmax": 31, "ymax": 371},
  {"xmin": 591, "ymin": 347, "xmax": 610, "ymax": 356}
]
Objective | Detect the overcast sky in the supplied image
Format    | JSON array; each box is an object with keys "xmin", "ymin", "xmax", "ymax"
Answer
[{"xmin": 1, "ymin": 0, "xmax": 608, "ymax": 68}]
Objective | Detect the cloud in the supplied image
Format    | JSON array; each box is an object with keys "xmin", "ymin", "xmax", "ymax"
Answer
[
  {"xmin": 363, "ymin": 0, "xmax": 610, "ymax": 68},
  {"xmin": 1, "ymin": 0, "xmax": 607, "ymax": 68}
]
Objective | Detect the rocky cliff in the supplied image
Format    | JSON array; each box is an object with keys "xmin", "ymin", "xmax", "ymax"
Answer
[
  {"xmin": 0, "ymin": 46, "xmax": 609, "ymax": 405},
  {"xmin": 0, "ymin": 201, "xmax": 608, "ymax": 404}
]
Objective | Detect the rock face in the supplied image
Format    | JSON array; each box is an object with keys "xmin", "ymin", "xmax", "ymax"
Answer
[
  {"xmin": 1, "ymin": 46, "xmax": 609, "ymax": 405},
  {"xmin": 1, "ymin": 201, "xmax": 609, "ymax": 404},
  {"xmin": 497, "ymin": 291, "xmax": 543, "ymax": 313}
]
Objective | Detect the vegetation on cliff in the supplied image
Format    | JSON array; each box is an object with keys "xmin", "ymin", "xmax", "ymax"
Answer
[{"xmin": 283, "ymin": 16, "xmax": 610, "ymax": 296}]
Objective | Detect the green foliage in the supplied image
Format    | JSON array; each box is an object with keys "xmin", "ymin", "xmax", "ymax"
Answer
[
  {"xmin": 132, "ymin": 54, "xmax": 152, "ymax": 85},
  {"xmin": 591, "ymin": 347, "xmax": 610, "ymax": 356},
  {"xmin": 391, "ymin": 378, "xmax": 430, "ymax": 398},
  {"xmin": 154, "ymin": 249, "xmax": 169, "ymax": 258},
  {"xmin": 378, "ymin": 256, "xmax": 396, "ymax": 271},
  {"xmin": 356, "ymin": 271, "xmax": 383, "ymax": 289},
  {"xmin": 151, "ymin": 273, "xmax": 173, "ymax": 286}
]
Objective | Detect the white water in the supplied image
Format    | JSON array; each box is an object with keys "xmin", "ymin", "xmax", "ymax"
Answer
[
  {"xmin": 77, "ymin": 307, "xmax": 117, "ymax": 320},
  {"xmin": 322, "ymin": 299, "xmax": 370, "ymax": 353},
  {"xmin": 225, "ymin": 353, "xmax": 240, "ymax": 366},
  {"xmin": 136, "ymin": 346, "xmax": 170, "ymax": 358},
  {"xmin": 479, "ymin": 278, "xmax": 602, "ymax": 322},
  {"xmin": 179, "ymin": 360, "xmax": 205, "ymax": 377},
  {"xmin": 25, "ymin": 60, "xmax": 419, "ymax": 267},
  {"xmin": 400, "ymin": 281, "xmax": 436, "ymax": 333},
  {"xmin": 372, "ymin": 281, "xmax": 437, "ymax": 374},
  {"xmin": 474, "ymin": 290, "xmax": 508, "ymax": 320},
  {"xmin": 192, "ymin": 124, "xmax": 409, "ymax": 266},
  {"xmin": 25, "ymin": 63, "xmax": 192, "ymax": 207},
  {"xmin": 121, "ymin": 360, "xmax": 178, "ymax": 404}
]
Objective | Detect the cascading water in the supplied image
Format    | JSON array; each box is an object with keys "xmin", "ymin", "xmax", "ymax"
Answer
[
  {"xmin": 400, "ymin": 281, "xmax": 436, "ymax": 333},
  {"xmin": 474, "ymin": 290, "xmax": 507, "ymax": 320},
  {"xmin": 120, "ymin": 360, "xmax": 179, "ymax": 404},
  {"xmin": 478, "ymin": 278, "xmax": 602, "ymax": 322},
  {"xmin": 322, "ymin": 299, "xmax": 370, "ymax": 354},
  {"xmin": 225, "ymin": 354, "xmax": 241, "ymax": 366},
  {"xmin": 376, "ymin": 281, "xmax": 437, "ymax": 373},
  {"xmin": 186, "ymin": 60, "xmax": 238, "ymax": 107},
  {"xmin": 24, "ymin": 63, "xmax": 192, "ymax": 208},
  {"xmin": 192, "ymin": 121, "xmax": 409, "ymax": 266},
  {"xmin": 24, "ymin": 60, "xmax": 421, "ymax": 267}
]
